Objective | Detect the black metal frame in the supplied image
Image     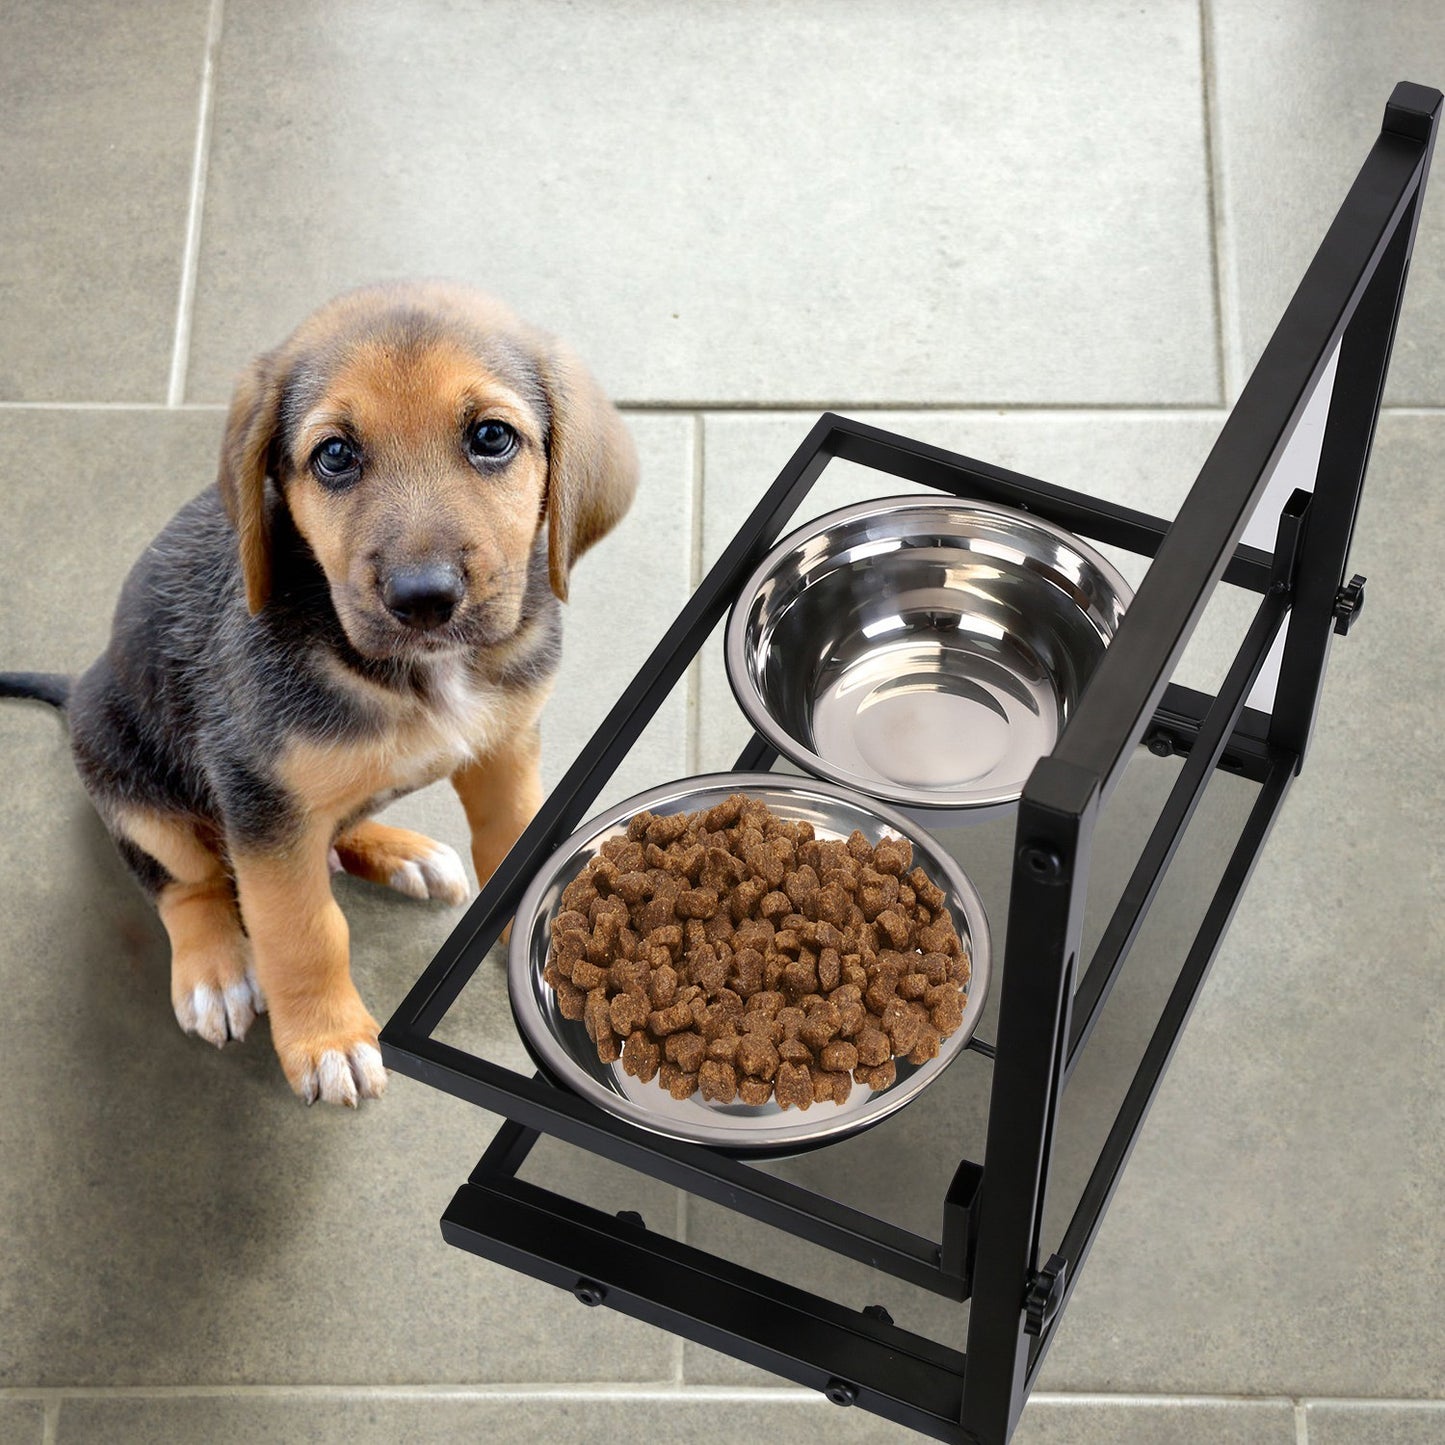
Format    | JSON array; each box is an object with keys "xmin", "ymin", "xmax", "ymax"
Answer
[{"xmin": 381, "ymin": 83, "xmax": 1440, "ymax": 1445}]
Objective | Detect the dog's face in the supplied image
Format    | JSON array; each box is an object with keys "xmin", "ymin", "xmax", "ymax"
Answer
[{"xmin": 217, "ymin": 282, "xmax": 636, "ymax": 660}]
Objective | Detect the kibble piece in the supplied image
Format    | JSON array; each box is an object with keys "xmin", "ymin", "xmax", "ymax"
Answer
[
  {"xmin": 774, "ymin": 1061, "xmax": 814, "ymax": 1110},
  {"xmin": 812, "ymin": 1068, "xmax": 852, "ymax": 1105},
  {"xmin": 649, "ymin": 963, "xmax": 679, "ymax": 1008},
  {"xmin": 706, "ymin": 1034, "xmax": 741, "ymax": 1065},
  {"xmin": 658, "ymin": 1062, "xmax": 700, "ymax": 1100},
  {"xmin": 613, "ymin": 870, "xmax": 651, "ymax": 904},
  {"xmin": 778, "ymin": 1037, "xmax": 813, "ymax": 1064},
  {"xmin": 759, "ymin": 890, "xmax": 792, "ymax": 921},
  {"xmin": 698, "ymin": 1059, "xmax": 738, "ymax": 1104},
  {"xmin": 609, "ymin": 992, "xmax": 651, "ymax": 1035},
  {"xmin": 798, "ymin": 1001, "xmax": 841, "ymax": 1052},
  {"xmin": 738, "ymin": 1077, "xmax": 773, "ymax": 1107},
  {"xmin": 648, "ymin": 1001, "xmax": 694, "ymax": 1036},
  {"xmin": 928, "ymin": 985, "xmax": 964, "ymax": 1034},
  {"xmin": 898, "ymin": 971, "xmax": 929, "ymax": 1001},
  {"xmin": 622, "ymin": 1031, "xmax": 661, "ymax": 1082},
  {"xmin": 854, "ymin": 1059, "xmax": 897, "ymax": 1091},
  {"xmin": 688, "ymin": 943, "xmax": 728, "ymax": 996},
  {"xmin": 664, "ymin": 1031, "xmax": 706, "ymax": 1073},
  {"xmin": 554, "ymin": 978, "xmax": 586, "ymax": 1020},
  {"xmin": 909, "ymin": 865, "xmax": 946, "ymax": 911},
  {"xmin": 736, "ymin": 1033, "xmax": 781, "ymax": 1081},
  {"xmin": 729, "ymin": 946, "xmax": 764, "ymax": 996},
  {"xmin": 855, "ymin": 1026, "xmax": 891, "ymax": 1067},
  {"xmin": 881, "ymin": 997, "xmax": 923, "ymax": 1055},
  {"xmin": 874, "ymin": 908, "xmax": 912, "ymax": 949},
  {"xmin": 646, "ymin": 812, "xmax": 690, "ymax": 845},
  {"xmin": 908, "ymin": 1022, "xmax": 942, "ymax": 1065},
  {"xmin": 820, "ymin": 1040, "xmax": 859, "ymax": 1073},
  {"xmin": 729, "ymin": 876, "xmax": 769, "ymax": 922},
  {"xmin": 676, "ymin": 886, "xmax": 719, "ymax": 920},
  {"xmin": 781, "ymin": 957, "xmax": 818, "ymax": 998},
  {"xmin": 873, "ymin": 835, "xmax": 913, "ymax": 876},
  {"xmin": 816, "ymin": 946, "xmax": 842, "ymax": 992}
]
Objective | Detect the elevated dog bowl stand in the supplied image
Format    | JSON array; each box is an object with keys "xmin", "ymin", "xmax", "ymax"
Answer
[{"xmin": 381, "ymin": 83, "xmax": 1440, "ymax": 1445}]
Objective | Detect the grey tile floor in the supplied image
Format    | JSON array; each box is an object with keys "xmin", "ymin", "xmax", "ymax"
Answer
[{"xmin": 1, "ymin": 3, "xmax": 1441, "ymax": 1442}]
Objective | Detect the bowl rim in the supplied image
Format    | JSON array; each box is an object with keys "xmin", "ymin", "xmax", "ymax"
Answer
[
  {"xmin": 723, "ymin": 493, "xmax": 1135, "ymax": 811},
  {"xmin": 506, "ymin": 771, "xmax": 993, "ymax": 1152}
]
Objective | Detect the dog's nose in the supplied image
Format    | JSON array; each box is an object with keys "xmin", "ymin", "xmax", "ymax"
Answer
[{"xmin": 382, "ymin": 565, "xmax": 465, "ymax": 631}]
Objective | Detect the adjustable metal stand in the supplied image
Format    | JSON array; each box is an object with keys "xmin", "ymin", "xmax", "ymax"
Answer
[{"xmin": 381, "ymin": 82, "xmax": 1440, "ymax": 1445}]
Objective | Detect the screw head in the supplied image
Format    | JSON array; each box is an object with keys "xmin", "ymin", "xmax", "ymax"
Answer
[
  {"xmin": 573, "ymin": 1280, "xmax": 607, "ymax": 1307},
  {"xmin": 1146, "ymin": 731, "xmax": 1174, "ymax": 758},
  {"xmin": 1020, "ymin": 844, "xmax": 1064, "ymax": 882},
  {"xmin": 824, "ymin": 1379, "xmax": 858, "ymax": 1407}
]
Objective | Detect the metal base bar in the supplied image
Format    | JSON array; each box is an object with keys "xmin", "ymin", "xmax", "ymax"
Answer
[{"xmin": 444, "ymin": 1171, "xmax": 970, "ymax": 1443}]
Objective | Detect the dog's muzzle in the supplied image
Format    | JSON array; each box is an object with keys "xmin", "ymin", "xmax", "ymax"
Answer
[{"xmin": 381, "ymin": 564, "xmax": 465, "ymax": 632}]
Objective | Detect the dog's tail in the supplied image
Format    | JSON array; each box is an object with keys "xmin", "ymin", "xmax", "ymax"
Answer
[{"xmin": 0, "ymin": 671, "xmax": 72, "ymax": 710}]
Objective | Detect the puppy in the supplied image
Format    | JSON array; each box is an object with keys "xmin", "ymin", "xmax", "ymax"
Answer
[{"xmin": 0, "ymin": 281, "xmax": 636, "ymax": 1105}]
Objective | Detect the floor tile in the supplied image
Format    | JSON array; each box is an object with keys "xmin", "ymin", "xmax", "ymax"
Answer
[
  {"xmin": 0, "ymin": 1400, "xmax": 45, "ymax": 1444},
  {"xmin": 1018, "ymin": 1398, "xmax": 1298, "ymax": 1444},
  {"xmin": 1210, "ymin": 1, "xmax": 1445, "ymax": 403},
  {"xmin": 1035, "ymin": 416, "xmax": 1445, "ymax": 1394},
  {"xmin": 187, "ymin": 0, "xmax": 1217, "ymax": 406},
  {"xmin": 0, "ymin": 1, "xmax": 209, "ymax": 401},
  {"xmin": 1306, "ymin": 1402, "xmax": 1445, "ymax": 1444},
  {"xmin": 0, "ymin": 408, "xmax": 691, "ymax": 1386},
  {"xmin": 47, "ymin": 1390, "xmax": 1307, "ymax": 1444}
]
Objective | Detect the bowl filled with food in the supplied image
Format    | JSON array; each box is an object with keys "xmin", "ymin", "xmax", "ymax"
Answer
[
  {"xmin": 725, "ymin": 496, "xmax": 1132, "ymax": 816},
  {"xmin": 508, "ymin": 773, "xmax": 991, "ymax": 1153}
]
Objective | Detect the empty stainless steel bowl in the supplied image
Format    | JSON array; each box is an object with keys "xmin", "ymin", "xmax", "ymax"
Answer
[
  {"xmin": 508, "ymin": 773, "xmax": 992, "ymax": 1154},
  {"xmin": 725, "ymin": 497, "xmax": 1133, "ymax": 812}
]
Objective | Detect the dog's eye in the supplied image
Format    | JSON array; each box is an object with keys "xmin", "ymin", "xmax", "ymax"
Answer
[
  {"xmin": 467, "ymin": 419, "xmax": 517, "ymax": 462},
  {"xmin": 311, "ymin": 437, "xmax": 359, "ymax": 485}
]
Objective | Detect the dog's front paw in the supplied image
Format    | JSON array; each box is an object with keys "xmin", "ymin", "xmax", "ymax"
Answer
[
  {"xmin": 332, "ymin": 822, "xmax": 471, "ymax": 906},
  {"xmin": 175, "ymin": 966, "xmax": 267, "ymax": 1047},
  {"xmin": 387, "ymin": 840, "xmax": 470, "ymax": 906},
  {"xmin": 276, "ymin": 1017, "xmax": 387, "ymax": 1108}
]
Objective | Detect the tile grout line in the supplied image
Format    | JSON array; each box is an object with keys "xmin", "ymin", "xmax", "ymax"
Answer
[
  {"xmin": 683, "ymin": 412, "xmax": 706, "ymax": 777},
  {"xmin": 6, "ymin": 1384, "xmax": 1445, "ymax": 1408},
  {"xmin": 1295, "ymin": 1399, "xmax": 1309, "ymax": 1445},
  {"xmin": 1196, "ymin": 0, "xmax": 1229, "ymax": 407},
  {"xmin": 1198, "ymin": 0, "xmax": 1243, "ymax": 406},
  {"xmin": 7, "ymin": 401, "xmax": 1445, "ymax": 418},
  {"xmin": 165, "ymin": 0, "xmax": 225, "ymax": 409},
  {"xmin": 40, "ymin": 1398, "xmax": 58, "ymax": 1445},
  {"xmin": 672, "ymin": 1185, "xmax": 688, "ymax": 1386}
]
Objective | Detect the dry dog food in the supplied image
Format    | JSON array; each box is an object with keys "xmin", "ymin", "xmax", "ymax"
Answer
[{"xmin": 541, "ymin": 794, "xmax": 971, "ymax": 1109}]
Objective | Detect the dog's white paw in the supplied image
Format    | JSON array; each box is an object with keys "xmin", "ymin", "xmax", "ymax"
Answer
[
  {"xmin": 175, "ymin": 968, "xmax": 267, "ymax": 1047},
  {"xmin": 299, "ymin": 1043, "xmax": 388, "ymax": 1108},
  {"xmin": 388, "ymin": 842, "xmax": 471, "ymax": 906}
]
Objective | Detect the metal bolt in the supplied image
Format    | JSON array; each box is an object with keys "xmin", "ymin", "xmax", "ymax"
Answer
[
  {"xmin": 615, "ymin": 1210, "xmax": 646, "ymax": 1229},
  {"xmin": 1020, "ymin": 844, "xmax": 1064, "ymax": 882},
  {"xmin": 824, "ymin": 1379, "xmax": 858, "ymax": 1407},
  {"xmin": 573, "ymin": 1280, "xmax": 607, "ymax": 1307},
  {"xmin": 1145, "ymin": 731, "xmax": 1175, "ymax": 759},
  {"xmin": 862, "ymin": 1304, "xmax": 894, "ymax": 1325}
]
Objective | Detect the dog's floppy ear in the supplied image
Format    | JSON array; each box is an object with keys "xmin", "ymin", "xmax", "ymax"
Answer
[
  {"xmin": 538, "ymin": 342, "xmax": 638, "ymax": 603},
  {"xmin": 217, "ymin": 351, "xmax": 286, "ymax": 615}
]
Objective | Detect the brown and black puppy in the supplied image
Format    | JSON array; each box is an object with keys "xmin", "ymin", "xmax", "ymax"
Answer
[{"xmin": 0, "ymin": 281, "xmax": 636, "ymax": 1105}]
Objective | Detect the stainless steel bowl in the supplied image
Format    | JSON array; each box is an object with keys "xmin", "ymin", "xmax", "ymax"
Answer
[
  {"xmin": 508, "ymin": 773, "xmax": 991, "ymax": 1154},
  {"xmin": 725, "ymin": 497, "xmax": 1133, "ymax": 812}
]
